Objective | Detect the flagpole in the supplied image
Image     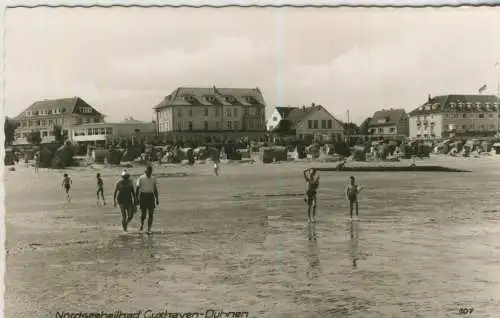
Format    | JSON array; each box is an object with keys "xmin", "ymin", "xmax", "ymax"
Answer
[{"xmin": 496, "ymin": 62, "xmax": 500, "ymax": 137}]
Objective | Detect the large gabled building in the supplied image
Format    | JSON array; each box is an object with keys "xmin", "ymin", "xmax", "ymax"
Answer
[
  {"xmin": 272, "ymin": 104, "xmax": 345, "ymax": 141},
  {"xmin": 153, "ymin": 86, "xmax": 267, "ymax": 142},
  {"xmin": 408, "ymin": 94, "xmax": 500, "ymax": 139},
  {"xmin": 13, "ymin": 97, "xmax": 105, "ymax": 145}
]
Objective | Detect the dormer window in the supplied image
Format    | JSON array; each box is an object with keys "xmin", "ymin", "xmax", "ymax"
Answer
[
  {"xmin": 475, "ymin": 102, "xmax": 482, "ymax": 110},
  {"xmin": 225, "ymin": 96, "xmax": 236, "ymax": 104},
  {"xmin": 244, "ymin": 96, "xmax": 255, "ymax": 104},
  {"xmin": 47, "ymin": 109, "xmax": 53, "ymax": 115},
  {"xmin": 184, "ymin": 95, "xmax": 196, "ymax": 103},
  {"xmin": 458, "ymin": 102, "xmax": 464, "ymax": 109},
  {"xmin": 205, "ymin": 95, "xmax": 217, "ymax": 104},
  {"xmin": 432, "ymin": 103, "xmax": 440, "ymax": 110},
  {"xmin": 466, "ymin": 102, "xmax": 472, "ymax": 109}
]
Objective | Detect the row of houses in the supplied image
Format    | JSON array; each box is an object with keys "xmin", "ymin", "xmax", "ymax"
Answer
[{"xmin": 10, "ymin": 87, "xmax": 500, "ymax": 147}]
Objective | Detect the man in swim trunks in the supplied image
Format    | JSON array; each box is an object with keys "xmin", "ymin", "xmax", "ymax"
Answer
[
  {"xmin": 303, "ymin": 168, "xmax": 320, "ymax": 223},
  {"xmin": 136, "ymin": 166, "xmax": 159, "ymax": 234},
  {"xmin": 113, "ymin": 169, "xmax": 136, "ymax": 232},
  {"xmin": 61, "ymin": 173, "xmax": 72, "ymax": 202},
  {"xmin": 345, "ymin": 176, "xmax": 362, "ymax": 219},
  {"xmin": 96, "ymin": 173, "xmax": 106, "ymax": 206}
]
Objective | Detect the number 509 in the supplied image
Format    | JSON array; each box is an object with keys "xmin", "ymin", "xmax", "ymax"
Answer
[{"xmin": 459, "ymin": 308, "xmax": 473, "ymax": 315}]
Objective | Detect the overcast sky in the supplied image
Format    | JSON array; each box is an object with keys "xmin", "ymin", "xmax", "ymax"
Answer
[{"xmin": 5, "ymin": 7, "xmax": 500, "ymax": 124}]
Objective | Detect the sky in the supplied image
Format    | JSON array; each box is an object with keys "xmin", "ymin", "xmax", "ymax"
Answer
[{"xmin": 5, "ymin": 7, "xmax": 500, "ymax": 124}]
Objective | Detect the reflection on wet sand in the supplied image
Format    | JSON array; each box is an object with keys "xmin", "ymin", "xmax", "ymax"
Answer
[
  {"xmin": 306, "ymin": 223, "xmax": 322, "ymax": 279},
  {"xmin": 349, "ymin": 220, "xmax": 360, "ymax": 268}
]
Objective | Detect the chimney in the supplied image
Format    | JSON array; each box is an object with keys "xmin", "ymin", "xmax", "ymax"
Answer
[
  {"xmin": 428, "ymin": 94, "xmax": 432, "ymax": 102},
  {"xmin": 311, "ymin": 102, "xmax": 316, "ymax": 107},
  {"xmin": 302, "ymin": 105, "xmax": 306, "ymax": 111}
]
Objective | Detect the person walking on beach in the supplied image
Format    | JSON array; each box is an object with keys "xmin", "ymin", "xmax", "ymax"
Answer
[
  {"xmin": 345, "ymin": 176, "xmax": 362, "ymax": 219},
  {"xmin": 136, "ymin": 166, "xmax": 159, "ymax": 234},
  {"xmin": 61, "ymin": 173, "xmax": 72, "ymax": 202},
  {"xmin": 96, "ymin": 173, "xmax": 106, "ymax": 206},
  {"xmin": 113, "ymin": 170, "xmax": 136, "ymax": 232},
  {"xmin": 303, "ymin": 168, "xmax": 320, "ymax": 223}
]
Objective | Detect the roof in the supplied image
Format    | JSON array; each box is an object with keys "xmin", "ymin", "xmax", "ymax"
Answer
[
  {"xmin": 153, "ymin": 86, "xmax": 266, "ymax": 109},
  {"xmin": 409, "ymin": 94, "xmax": 500, "ymax": 116},
  {"xmin": 280, "ymin": 105, "xmax": 343, "ymax": 130},
  {"xmin": 368, "ymin": 108, "xmax": 407, "ymax": 127},
  {"xmin": 274, "ymin": 106, "xmax": 299, "ymax": 119},
  {"xmin": 14, "ymin": 97, "xmax": 104, "ymax": 120}
]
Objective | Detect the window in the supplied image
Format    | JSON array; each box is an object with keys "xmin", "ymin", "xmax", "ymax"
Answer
[
  {"xmin": 389, "ymin": 127, "xmax": 395, "ymax": 133},
  {"xmin": 216, "ymin": 121, "xmax": 221, "ymax": 129},
  {"xmin": 225, "ymin": 109, "xmax": 232, "ymax": 117},
  {"xmin": 87, "ymin": 128, "xmax": 93, "ymax": 135},
  {"xmin": 188, "ymin": 108, "xmax": 193, "ymax": 117},
  {"xmin": 204, "ymin": 108, "xmax": 209, "ymax": 116},
  {"xmin": 188, "ymin": 121, "xmax": 193, "ymax": 131},
  {"xmin": 177, "ymin": 108, "xmax": 182, "ymax": 117},
  {"xmin": 215, "ymin": 107, "xmax": 220, "ymax": 117},
  {"xmin": 308, "ymin": 120, "xmax": 313, "ymax": 129},
  {"xmin": 206, "ymin": 96, "xmax": 216, "ymax": 103},
  {"xmin": 234, "ymin": 108, "xmax": 238, "ymax": 117},
  {"xmin": 489, "ymin": 124, "xmax": 496, "ymax": 129},
  {"xmin": 176, "ymin": 121, "xmax": 182, "ymax": 131},
  {"xmin": 234, "ymin": 121, "xmax": 239, "ymax": 130},
  {"xmin": 249, "ymin": 107, "xmax": 256, "ymax": 116},
  {"xmin": 204, "ymin": 121, "xmax": 208, "ymax": 131},
  {"xmin": 48, "ymin": 119, "xmax": 53, "ymax": 125},
  {"xmin": 488, "ymin": 114, "xmax": 494, "ymax": 118},
  {"xmin": 94, "ymin": 118, "xmax": 101, "ymax": 123},
  {"xmin": 327, "ymin": 120, "xmax": 332, "ymax": 129},
  {"xmin": 41, "ymin": 120, "xmax": 46, "ymax": 126},
  {"xmin": 462, "ymin": 125, "xmax": 467, "ymax": 130},
  {"xmin": 227, "ymin": 121, "xmax": 232, "ymax": 129},
  {"xmin": 378, "ymin": 128, "xmax": 383, "ymax": 133},
  {"xmin": 184, "ymin": 95, "xmax": 195, "ymax": 103},
  {"xmin": 85, "ymin": 118, "xmax": 91, "ymax": 124},
  {"xmin": 249, "ymin": 120, "xmax": 254, "ymax": 129},
  {"xmin": 93, "ymin": 128, "xmax": 99, "ymax": 135},
  {"xmin": 313, "ymin": 120, "xmax": 318, "ymax": 129},
  {"xmin": 321, "ymin": 120, "xmax": 327, "ymax": 129},
  {"xmin": 462, "ymin": 114, "xmax": 467, "ymax": 118},
  {"xmin": 36, "ymin": 120, "xmax": 40, "ymax": 126},
  {"xmin": 225, "ymin": 96, "xmax": 236, "ymax": 104},
  {"xmin": 99, "ymin": 128, "xmax": 105, "ymax": 135},
  {"xmin": 478, "ymin": 114, "xmax": 485, "ymax": 119}
]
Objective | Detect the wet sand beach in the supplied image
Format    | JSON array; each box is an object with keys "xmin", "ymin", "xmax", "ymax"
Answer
[{"xmin": 5, "ymin": 157, "xmax": 500, "ymax": 317}]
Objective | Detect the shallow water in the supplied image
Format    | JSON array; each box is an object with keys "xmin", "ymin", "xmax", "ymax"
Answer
[{"xmin": 4, "ymin": 158, "xmax": 500, "ymax": 317}]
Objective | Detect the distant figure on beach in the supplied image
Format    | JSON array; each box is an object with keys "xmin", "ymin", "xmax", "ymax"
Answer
[
  {"xmin": 345, "ymin": 176, "xmax": 362, "ymax": 219},
  {"xmin": 113, "ymin": 169, "xmax": 136, "ymax": 232},
  {"xmin": 136, "ymin": 166, "xmax": 159, "ymax": 234},
  {"xmin": 96, "ymin": 173, "xmax": 106, "ymax": 206},
  {"xmin": 24, "ymin": 153, "xmax": 29, "ymax": 168},
  {"xmin": 34, "ymin": 153, "xmax": 40, "ymax": 172},
  {"xmin": 336, "ymin": 159, "xmax": 346, "ymax": 171},
  {"xmin": 410, "ymin": 155, "xmax": 417, "ymax": 168},
  {"xmin": 303, "ymin": 168, "xmax": 320, "ymax": 223},
  {"xmin": 61, "ymin": 173, "xmax": 72, "ymax": 202},
  {"xmin": 214, "ymin": 157, "xmax": 221, "ymax": 176}
]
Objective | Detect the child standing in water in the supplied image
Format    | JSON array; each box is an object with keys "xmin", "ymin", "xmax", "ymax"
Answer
[
  {"xmin": 345, "ymin": 176, "xmax": 362, "ymax": 219},
  {"xmin": 61, "ymin": 173, "xmax": 72, "ymax": 202},
  {"xmin": 96, "ymin": 173, "xmax": 106, "ymax": 206},
  {"xmin": 303, "ymin": 168, "xmax": 320, "ymax": 223}
]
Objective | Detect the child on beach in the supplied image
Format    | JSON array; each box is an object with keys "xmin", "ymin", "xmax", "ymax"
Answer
[
  {"xmin": 61, "ymin": 173, "xmax": 72, "ymax": 202},
  {"xmin": 345, "ymin": 176, "xmax": 362, "ymax": 219},
  {"xmin": 96, "ymin": 173, "xmax": 106, "ymax": 206}
]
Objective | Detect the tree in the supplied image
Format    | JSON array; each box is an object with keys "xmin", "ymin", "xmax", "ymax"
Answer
[
  {"xmin": 53, "ymin": 125, "xmax": 67, "ymax": 146},
  {"xmin": 26, "ymin": 130, "xmax": 42, "ymax": 145},
  {"xmin": 4, "ymin": 117, "xmax": 19, "ymax": 146}
]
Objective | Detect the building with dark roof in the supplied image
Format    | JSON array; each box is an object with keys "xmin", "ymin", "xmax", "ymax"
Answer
[
  {"xmin": 267, "ymin": 106, "xmax": 300, "ymax": 131},
  {"xmin": 367, "ymin": 108, "xmax": 409, "ymax": 136},
  {"xmin": 153, "ymin": 86, "xmax": 267, "ymax": 142},
  {"xmin": 271, "ymin": 103, "xmax": 345, "ymax": 141},
  {"xmin": 13, "ymin": 97, "xmax": 105, "ymax": 145},
  {"xmin": 408, "ymin": 94, "xmax": 500, "ymax": 139}
]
